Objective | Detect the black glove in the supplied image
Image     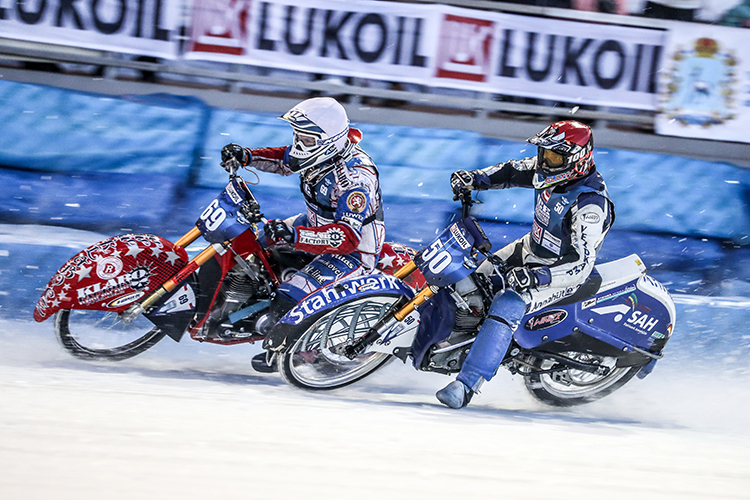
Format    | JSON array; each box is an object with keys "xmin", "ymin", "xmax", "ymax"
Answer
[
  {"xmin": 450, "ymin": 170, "xmax": 475, "ymax": 198},
  {"xmin": 264, "ymin": 219, "xmax": 295, "ymax": 245},
  {"xmin": 221, "ymin": 143, "xmax": 250, "ymax": 172},
  {"xmin": 505, "ymin": 266, "xmax": 551, "ymax": 293},
  {"xmin": 239, "ymin": 199, "xmax": 262, "ymax": 223}
]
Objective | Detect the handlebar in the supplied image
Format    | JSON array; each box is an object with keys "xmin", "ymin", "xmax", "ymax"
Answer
[{"xmin": 456, "ymin": 189, "xmax": 474, "ymax": 219}]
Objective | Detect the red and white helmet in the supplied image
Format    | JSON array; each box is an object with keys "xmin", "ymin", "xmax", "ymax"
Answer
[
  {"xmin": 280, "ymin": 97, "xmax": 350, "ymax": 173},
  {"xmin": 527, "ymin": 120, "xmax": 594, "ymax": 189}
]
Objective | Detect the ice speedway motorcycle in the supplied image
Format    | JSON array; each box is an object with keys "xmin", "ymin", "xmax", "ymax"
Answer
[
  {"xmin": 270, "ymin": 193, "xmax": 677, "ymax": 406},
  {"xmin": 33, "ymin": 164, "xmax": 323, "ymax": 361}
]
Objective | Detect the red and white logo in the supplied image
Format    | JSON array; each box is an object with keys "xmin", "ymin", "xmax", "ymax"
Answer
[
  {"xmin": 96, "ymin": 257, "xmax": 123, "ymax": 280},
  {"xmin": 435, "ymin": 14, "xmax": 494, "ymax": 82},
  {"xmin": 346, "ymin": 192, "xmax": 367, "ymax": 213},
  {"xmin": 189, "ymin": 0, "xmax": 250, "ymax": 56}
]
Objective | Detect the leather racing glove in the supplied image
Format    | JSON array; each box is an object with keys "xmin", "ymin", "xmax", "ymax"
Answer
[
  {"xmin": 505, "ymin": 266, "xmax": 551, "ymax": 293},
  {"xmin": 450, "ymin": 170, "xmax": 476, "ymax": 200},
  {"xmin": 264, "ymin": 219, "xmax": 295, "ymax": 246},
  {"xmin": 221, "ymin": 143, "xmax": 251, "ymax": 172}
]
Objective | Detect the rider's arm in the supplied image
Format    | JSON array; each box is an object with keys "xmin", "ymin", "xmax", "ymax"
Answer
[
  {"xmin": 246, "ymin": 128, "xmax": 363, "ymax": 177},
  {"xmin": 541, "ymin": 192, "xmax": 613, "ymax": 289},
  {"xmin": 246, "ymin": 146, "xmax": 296, "ymax": 176},
  {"xmin": 473, "ymin": 158, "xmax": 537, "ymax": 190},
  {"xmin": 293, "ymin": 187, "xmax": 372, "ymax": 255}
]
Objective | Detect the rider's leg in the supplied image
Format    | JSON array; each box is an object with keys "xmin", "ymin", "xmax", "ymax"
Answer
[{"xmin": 436, "ymin": 289, "xmax": 527, "ymax": 409}]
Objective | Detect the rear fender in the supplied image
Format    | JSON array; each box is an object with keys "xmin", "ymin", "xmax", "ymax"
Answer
[{"xmin": 34, "ymin": 234, "xmax": 189, "ymax": 322}]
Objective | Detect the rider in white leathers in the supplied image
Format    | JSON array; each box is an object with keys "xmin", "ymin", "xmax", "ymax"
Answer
[
  {"xmin": 220, "ymin": 97, "xmax": 385, "ymax": 371},
  {"xmin": 435, "ymin": 120, "xmax": 615, "ymax": 409}
]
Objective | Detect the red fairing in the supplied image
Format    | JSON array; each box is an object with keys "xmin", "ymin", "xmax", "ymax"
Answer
[
  {"xmin": 294, "ymin": 223, "xmax": 361, "ymax": 255},
  {"xmin": 33, "ymin": 234, "xmax": 189, "ymax": 322},
  {"xmin": 377, "ymin": 242, "xmax": 427, "ymax": 290}
]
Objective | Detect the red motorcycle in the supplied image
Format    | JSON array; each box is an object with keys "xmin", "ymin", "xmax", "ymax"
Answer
[
  {"xmin": 33, "ymin": 167, "xmax": 318, "ymax": 361},
  {"xmin": 33, "ymin": 165, "xmax": 419, "ymax": 362}
]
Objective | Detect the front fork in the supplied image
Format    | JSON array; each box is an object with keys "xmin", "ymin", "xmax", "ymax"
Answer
[
  {"xmin": 120, "ymin": 226, "xmax": 275, "ymax": 325},
  {"xmin": 344, "ymin": 261, "xmax": 437, "ymax": 359}
]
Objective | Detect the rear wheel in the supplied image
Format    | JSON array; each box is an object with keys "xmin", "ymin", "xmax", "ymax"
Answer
[
  {"xmin": 523, "ymin": 351, "xmax": 641, "ymax": 407},
  {"xmin": 55, "ymin": 309, "xmax": 166, "ymax": 361},
  {"xmin": 279, "ymin": 295, "xmax": 400, "ymax": 390}
]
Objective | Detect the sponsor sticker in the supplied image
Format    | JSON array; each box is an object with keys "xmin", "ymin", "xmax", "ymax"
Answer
[
  {"xmin": 298, "ymin": 228, "xmax": 345, "ymax": 248},
  {"xmin": 107, "ymin": 291, "xmax": 145, "ymax": 308},
  {"xmin": 582, "ymin": 212, "xmax": 601, "ymax": 224},
  {"xmin": 450, "ymin": 223, "xmax": 471, "ymax": 250},
  {"xmin": 525, "ymin": 309, "xmax": 568, "ymax": 330},
  {"xmin": 226, "ymin": 182, "xmax": 244, "ymax": 204},
  {"xmin": 541, "ymin": 231, "xmax": 562, "ymax": 254},
  {"xmin": 581, "ymin": 285, "xmax": 636, "ymax": 309},
  {"xmin": 531, "ymin": 221, "xmax": 543, "ymax": 243},
  {"xmin": 96, "ymin": 256, "xmax": 123, "ymax": 280}
]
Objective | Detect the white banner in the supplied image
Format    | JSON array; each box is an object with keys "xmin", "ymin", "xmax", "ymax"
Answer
[
  {"xmin": 656, "ymin": 24, "xmax": 750, "ymax": 144},
  {"xmin": 186, "ymin": 0, "xmax": 666, "ymax": 109},
  {"xmin": 0, "ymin": 0, "xmax": 181, "ymax": 58}
]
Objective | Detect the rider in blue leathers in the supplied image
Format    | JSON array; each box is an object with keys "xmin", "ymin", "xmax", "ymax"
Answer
[
  {"xmin": 220, "ymin": 97, "xmax": 385, "ymax": 372},
  {"xmin": 435, "ymin": 120, "xmax": 615, "ymax": 409}
]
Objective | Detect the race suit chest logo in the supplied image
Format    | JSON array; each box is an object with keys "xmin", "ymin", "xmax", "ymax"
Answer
[
  {"xmin": 524, "ymin": 309, "xmax": 568, "ymax": 330},
  {"xmin": 298, "ymin": 227, "xmax": 346, "ymax": 248},
  {"xmin": 535, "ymin": 197, "xmax": 551, "ymax": 226}
]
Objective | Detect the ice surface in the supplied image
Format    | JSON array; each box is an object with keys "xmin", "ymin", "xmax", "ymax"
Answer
[{"xmin": 1, "ymin": 225, "xmax": 749, "ymax": 499}]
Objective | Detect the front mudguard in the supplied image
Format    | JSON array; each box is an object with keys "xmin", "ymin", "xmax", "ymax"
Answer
[
  {"xmin": 34, "ymin": 233, "xmax": 189, "ymax": 321},
  {"xmin": 263, "ymin": 273, "xmax": 415, "ymax": 352}
]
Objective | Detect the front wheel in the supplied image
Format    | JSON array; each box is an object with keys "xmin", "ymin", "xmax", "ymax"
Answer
[
  {"xmin": 55, "ymin": 309, "xmax": 166, "ymax": 361},
  {"xmin": 523, "ymin": 351, "xmax": 642, "ymax": 407},
  {"xmin": 278, "ymin": 295, "xmax": 401, "ymax": 390}
]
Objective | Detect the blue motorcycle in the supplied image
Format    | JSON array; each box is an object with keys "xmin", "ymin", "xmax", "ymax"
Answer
[{"xmin": 270, "ymin": 194, "xmax": 676, "ymax": 406}]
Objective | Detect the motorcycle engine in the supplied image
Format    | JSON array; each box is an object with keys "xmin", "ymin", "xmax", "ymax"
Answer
[{"xmin": 421, "ymin": 275, "xmax": 488, "ymax": 374}]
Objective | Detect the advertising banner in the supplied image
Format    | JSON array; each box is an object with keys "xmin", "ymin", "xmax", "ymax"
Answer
[
  {"xmin": 0, "ymin": 0, "xmax": 181, "ymax": 58},
  {"xmin": 655, "ymin": 24, "xmax": 750, "ymax": 144},
  {"xmin": 186, "ymin": 0, "xmax": 666, "ymax": 109}
]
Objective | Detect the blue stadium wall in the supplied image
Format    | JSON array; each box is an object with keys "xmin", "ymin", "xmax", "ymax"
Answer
[{"xmin": 1, "ymin": 79, "xmax": 749, "ymax": 322}]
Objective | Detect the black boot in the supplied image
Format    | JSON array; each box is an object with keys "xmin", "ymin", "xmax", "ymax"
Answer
[{"xmin": 251, "ymin": 351, "xmax": 278, "ymax": 373}]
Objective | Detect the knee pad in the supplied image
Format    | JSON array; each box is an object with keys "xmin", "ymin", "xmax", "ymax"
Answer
[{"xmin": 487, "ymin": 289, "xmax": 527, "ymax": 330}]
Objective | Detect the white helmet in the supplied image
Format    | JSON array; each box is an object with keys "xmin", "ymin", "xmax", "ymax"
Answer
[{"xmin": 280, "ymin": 97, "xmax": 350, "ymax": 173}]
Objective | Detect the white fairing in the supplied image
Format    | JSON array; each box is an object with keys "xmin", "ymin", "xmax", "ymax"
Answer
[
  {"xmin": 637, "ymin": 274, "xmax": 678, "ymax": 333},
  {"xmin": 369, "ymin": 309, "xmax": 421, "ymax": 353}
]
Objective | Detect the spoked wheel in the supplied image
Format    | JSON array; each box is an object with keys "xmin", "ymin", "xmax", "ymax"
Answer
[
  {"xmin": 523, "ymin": 351, "xmax": 642, "ymax": 407},
  {"xmin": 54, "ymin": 309, "xmax": 166, "ymax": 361},
  {"xmin": 279, "ymin": 295, "xmax": 400, "ymax": 390}
]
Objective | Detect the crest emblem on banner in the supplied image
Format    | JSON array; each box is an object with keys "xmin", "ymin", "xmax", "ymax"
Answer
[{"xmin": 659, "ymin": 37, "xmax": 738, "ymax": 127}]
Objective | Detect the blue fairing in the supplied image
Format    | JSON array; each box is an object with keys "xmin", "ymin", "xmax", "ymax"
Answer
[
  {"xmin": 195, "ymin": 178, "xmax": 253, "ymax": 244},
  {"xmin": 414, "ymin": 219, "xmax": 479, "ymax": 287},
  {"xmin": 278, "ymin": 273, "xmax": 415, "ymax": 326},
  {"xmin": 515, "ymin": 276, "xmax": 674, "ymax": 354}
]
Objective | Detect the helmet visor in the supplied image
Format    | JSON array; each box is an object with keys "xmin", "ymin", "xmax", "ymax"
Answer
[
  {"xmin": 294, "ymin": 132, "xmax": 318, "ymax": 149},
  {"xmin": 537, "ymin": 147, "xmax": 567, "ymax": 175}
]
